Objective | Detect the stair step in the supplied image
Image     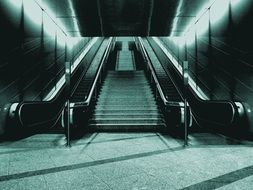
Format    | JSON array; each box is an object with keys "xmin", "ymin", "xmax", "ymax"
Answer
[
  {"xmin": 95, "ymin": 107, "xmax": 158, "ymax": 110},
  {"xmin": 101, "ymin": 85, "xmax": 150, "ymax": 88},
  {"xmin": 98, "ymin": 96, "xmax": 154, "ymax": 98},
  {"xmin": 86, "ymin": 67, "xmax": 166, "ymax": 131},
  {"xmin": 100, "ymin": 89, "xmax": 153, "ymax": 92},
  {"xmin": 89, "ymin": 118, "xmax": 165, "ymax": 125},
  {"xmin": 99, "ymin": 93, "xmax": 154, "ymax": 95},
  {"xmin": 94, "ymin": 110, "xmax": 161, "ymax": 114},
  {"xmin": 96, "ymin": 104, "xmax": 157, "ymax": 107},
  {"xmin": 90, "ymin": 118, "xmax": 165, "ymax": 122},
  {"xmin": 106, "ymin": 74, "xmax": 145, "ymax": 76},
  {"xmin": 97, "ymin": 98, "xmax": 156, "ymax": 100},
  {"xmin": 99, "ymin": 90, "xmax": 154, "ymax": 93},
  {"xmin": 92, "ymin": 114, "xmax": 164, "ymax": 119},
  {"xmin": 94, "ymin": 106, "xmax": 159, "ymax": 110},
  {"xmin": 88, "ymin": 123, "xmax": 166, "ymax": 132},
  {"xmin": 97, "ymin": 99, "xmax": 156, "ymax": 102},
  {"xmin": 98, "ymin": 94, "xmax": 154, "ymax": 97},
  {"xmin": 91, "ymin": 118, "xmax": 164, "ymax": 122},
  {"xmin": 107, "ymin": 71, "xmax": 144, "ymax": 73},
  {"xmin": 96, "ymin": 101, "xmax": 157, "ymax": 105},
  {"xmin": 102, "ymin": 84, "xmax": 149, "ymax": 86}
]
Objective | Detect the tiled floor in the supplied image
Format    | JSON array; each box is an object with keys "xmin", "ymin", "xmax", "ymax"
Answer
[{"xmin": 0, "ymin": 132, "xmax": 253, "ymax": 189}]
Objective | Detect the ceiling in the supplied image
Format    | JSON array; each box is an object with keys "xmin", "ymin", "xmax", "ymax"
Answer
[{"xmin": 43, "ymin": 0, "xmax": 207, "ymax": 37}]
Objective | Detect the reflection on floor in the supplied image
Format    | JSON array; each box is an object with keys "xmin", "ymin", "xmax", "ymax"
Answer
[{"xmin": 0, "ymin": 132, "xmax": 253, "ymax": 189}]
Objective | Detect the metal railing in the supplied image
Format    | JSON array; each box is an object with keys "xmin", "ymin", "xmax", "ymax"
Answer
[
  {"xmin": 69, "ymin": 37, "xmax": 113, "ymax": 109},
  {"xmin": 137, "ymin": 37, "xmax": 190, "ymax": 146},
  {"xmin": 137, "ymin": 37, "xmax": 182, "ymax": 107},
  {"xmin": 153, "ymin": 37, "xmax": 246, "ymax": 126}
]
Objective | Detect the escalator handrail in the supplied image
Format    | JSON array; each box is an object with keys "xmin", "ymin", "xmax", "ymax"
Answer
[
  {"xmin": 73, "ymin": 37, "xmax": 113, "ymax": 107},
  {"xmin": 12, "ymin": 38, "xmax": 99, "ymax": 127},
  {"xmin": 137, "ymin": 37, "xmax": 182, "ymax": 107},
  {"xmin": 44, "ymin": 37, "xmax": 99, "ymax": 101},
  {"xmin": 16, "ymin": 86, "xmax": 66, "ymax": 127},
  {"xmin": 152, "ymin": 37, "xmax": 245, "ymax": 126}
]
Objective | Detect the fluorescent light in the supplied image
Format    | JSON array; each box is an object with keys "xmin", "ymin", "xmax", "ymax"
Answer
[
  {"xmin": 170, "ymin": 0, "xmax": 183, "ymax": 36},
  {"xmin": 67, "ymin": 0, "xmax": 81, "ymax": 37},
  {"xmin": 9, "ymin": 0, "xmax": 82, "ymax": 48},
  {"xmin": 181, "ymin": 0, "xmax": 215, "ymax": 36},
  {"xmin": 211, "ymin": 0, "xmax": 230, "ymax": 24},
  {"xmin": 9, "ymin": 0, "xmax": 22, "ymax": 8}
]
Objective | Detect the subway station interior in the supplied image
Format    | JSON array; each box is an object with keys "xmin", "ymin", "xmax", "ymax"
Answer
[{"xmin": 0, "ymin": 0, "xmax": 253, "ymax": 189}]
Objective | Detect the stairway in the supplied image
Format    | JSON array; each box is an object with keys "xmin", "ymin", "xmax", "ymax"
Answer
[
  {"xmin": 88, "ymin": 70, "xmax": 166, "ymax": 131},
  {"xmin": 115, "ymin": 37, "xmax": 136, "ymax": 71}
]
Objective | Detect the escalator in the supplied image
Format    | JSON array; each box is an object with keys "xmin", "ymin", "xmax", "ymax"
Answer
[
  {"xmin": 70, "ymin": 39, "xmax": 111, "ymax": 103},
  {"xmin": 69, "ymin": 37, "xmax": 166, "ymax": 132},
  {"xmin": 4, "ymin": 37, "xmax": 108, "ymax": 136},
  {"xmin": 141, "ymin": 39, "xmax": 182, "ymax": 103},
  {"xmin": 67, "ymin": 37, "xmax": 190, "ymax": 133},
  {"xmin": 2, "ymin": 35, "xmax": 249, "ymax": 140},
  {"xmin": 143, "ymin": 37, "xmax": 247, "ymax": 134}
]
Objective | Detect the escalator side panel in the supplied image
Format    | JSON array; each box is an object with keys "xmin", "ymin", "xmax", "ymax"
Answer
[
  {"xmin": 146, "ymin": 37, "xmax": 237, "ymax": 128},
  {"xmin": 16, "ymin": 38, "xmax": 105, "ymax": 128},
  {"xmin": 71, "ymin": 39, "xmax": 110, "ymax": 102}
]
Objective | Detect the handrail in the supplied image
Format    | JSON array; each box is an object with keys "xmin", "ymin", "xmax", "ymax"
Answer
[
  {"xmin": 44, "ymin": 37, "xmax": 99, "ymax": 101},
  {"xmin": 72, "ymin": 37, "xmax": 113, "ymax": 107},
  {"xmin": 158, "ymin": 40, "xmax": 219, "ymax": 99},
  {"xmin": 151, "ymin": 37, "xmax": 246, "ymax": 126},
  {"xmin": 137, "ymin": 37, "xmax": 182, "ymax": 107},
  {"xmin": 12, "ymin": 38, "xmax": 100, "ymax": 127}
]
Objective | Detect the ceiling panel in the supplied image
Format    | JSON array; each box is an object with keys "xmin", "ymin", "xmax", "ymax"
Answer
[{"xmin": 40, "ymin": 0, "xmax": 208, "ymax": 36}]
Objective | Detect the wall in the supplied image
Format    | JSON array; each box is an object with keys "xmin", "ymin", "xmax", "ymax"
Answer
[
  {"xmin": 158, "ymin": 0, "xmax": 253, "ymax": 129},
  {"xmin": 0, "ymin": 0, "xmax": 90, "ymax": 134},
  {"xmin": 0, "ymin": 0, "xmax": 90, "ymax": 109}
]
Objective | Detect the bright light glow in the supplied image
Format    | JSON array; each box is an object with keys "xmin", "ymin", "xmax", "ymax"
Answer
[
  {"xmin": 23, "ymin": 0, "xmax": 42, "ymax": 26},
  {"xmin": 43, "ymin": 13, "xmax": 57, "ymax": 37},
  {"xmin": 186, "ymin": 26, "xmax": 196, "ymax": 45},
  {"xmin": 196, "ymin": 12, "xmax": 209, "ymax": 36},
  {"xmin": 170, "ymin": 0, "xmax": 183, "ymax": 36},
  {"xmin": 68, "ymin": 37, "xmax": 83, "ymax": 49},
  {"xmin": 182, "ymin": 0, "xmax": 216, "ymax": 36},
  {"xmin": 35, "ymin": 0, "xmax": 81, "ymax": 46},
  {"xmin": 34, "ymin": 0, "xmax": 68, "ymax": 33},
  {"xmin": 153, "ymin": 37, "xmax": 209, "ymax": 100},
  {"xmin": 231, "ymin": 0, "xmax": 241, "ymax": 6},
  {"xmin": 9, "ymin": 0, "xmax": 82, "ymax": 48},
  {"xmin": 170, "ymin": 36, "xmax": 185, "ymax": 48},
  {"xmin": 165, "ymin": 0, "xmax": 247, "ymax": 99},
  {"xmin": 169, "ymin": 0, "xmax": 245, "ymax": 47},
  {"xmin": 210, "ymin": 0, "xmax": 229, "ymax": 24},
  {"xmin": 179, "ymin": 0, "xmax": 245, "ymax": 38},
  {"xmin": 68, "ymin": 0, "xmax": 81, "ymax": 37},
  {"xmin": 9, "ymin": 0, "xmax": 22, "ymax": 8}
]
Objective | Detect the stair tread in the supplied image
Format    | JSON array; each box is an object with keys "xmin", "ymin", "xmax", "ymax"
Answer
[{"xmin": 88, "ymin": 67, "xmax": 166, "ymax": 131}]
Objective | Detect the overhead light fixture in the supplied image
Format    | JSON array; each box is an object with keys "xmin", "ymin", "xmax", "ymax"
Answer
[
  {"xmin": 169, "ymin": 0, "xmax": 244, "ymax": 45},
  {"xmin": 9, "ymin": 0, "xmax": 81, "ymax": 47},
  {"xmin": 67, "ymin": 0, "xmax": 81, "ymax": 37},
  {"xmin": 170, "ymin": 0, "xmax": 183, "ymax": 37}
]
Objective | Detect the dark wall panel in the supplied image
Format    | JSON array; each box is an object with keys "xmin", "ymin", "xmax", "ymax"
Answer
[
  {"xmin": 158, "ymin": 0, "xmax": 253, "ymax": 129},
  {"xmin": 0, "ymin": 1, "xmax": 91, "ymax": 109}
]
